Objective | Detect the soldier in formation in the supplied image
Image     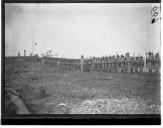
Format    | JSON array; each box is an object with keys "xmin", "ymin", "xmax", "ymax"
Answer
[
  {"xmin": 137, "ymin": 56, "xmax": 145, "ymax": 80},
  {"xmin": 154, "ymin": 53, "xmax": 160, "ymax": 73},
  {"xmin": 146, "ymin": 52, "xmax": 153, "ymax": 73},
  {"xmin": 146, "ymin": 52, "xmax": 160, "ymax": 74},
  {"xmin": 42, "ymin": 51, "xmax": 160, "ymax": 74},
  {"xmin": 24, "ymin": 50, "xmax": 26, "ymax": 56},
  {"xmin": 83, "ymin": 51, "xmax": 160, "ymax": 74},
  {"xmin": 18, "ymin": 52, "xmax": 20, "ymax": 57}
]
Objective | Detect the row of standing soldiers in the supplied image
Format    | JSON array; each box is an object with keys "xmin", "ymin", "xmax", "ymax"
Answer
[
  {"xmin": 42, "ymin": 52, "xmax": 160, "ymax": 73},
  {"xmin": 83, "ymin": 53, "xmax": 144, "ymax": 74},
  {"xmin": 146, "ymin": 52, "xmax": 160, "ymax": 73},
  {"xmin": 83, "ymin": 52, "xmax": 160, "ymax": 74},
  {"xmin": 43, "ymin": 57, "xmax": 81, "ymax": 71}
]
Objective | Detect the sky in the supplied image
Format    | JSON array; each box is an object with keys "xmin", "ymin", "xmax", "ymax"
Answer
[{"xmin": 5, "ymin": 3, "xmax": 160, "ymax": 58}]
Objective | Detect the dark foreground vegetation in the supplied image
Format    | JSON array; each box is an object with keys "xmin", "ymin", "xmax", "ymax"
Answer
[{"xmin": 4, "ymin": 57, "xmax": 160, "ymax": 114}]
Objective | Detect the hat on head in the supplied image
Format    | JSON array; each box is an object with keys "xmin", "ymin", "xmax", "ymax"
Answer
[
  {"xmin": 155, "ymin": 53, "xmax": 159, "ymax": 57},
  {"xmin": 148, "ymin": 52, "xmax": 152, "ymax": 55}
]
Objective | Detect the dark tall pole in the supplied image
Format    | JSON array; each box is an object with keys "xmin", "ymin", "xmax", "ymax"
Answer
[{"xmin": 32, "ymin": 34, "xmax": 34, "ymax": 55}]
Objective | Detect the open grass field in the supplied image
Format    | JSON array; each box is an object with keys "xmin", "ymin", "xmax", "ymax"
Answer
[{"xmin": 5, "ymin": 60, "xmax": 161, "ymax": 114}]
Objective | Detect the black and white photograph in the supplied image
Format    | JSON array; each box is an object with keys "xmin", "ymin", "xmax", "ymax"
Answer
[{"xmin": 2, "ymin": 0, "xmax": 161, "ymax": 125}]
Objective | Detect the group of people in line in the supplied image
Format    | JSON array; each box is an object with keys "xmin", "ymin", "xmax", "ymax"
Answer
[
  {"xmin": 18, "ymin": 50, "xmax": 40, "ymax": 58},
  {"xmin": 43, "ymin": 57, "xmax": 81, "ymax": 71},
  {"xmin": 18, "ymin": 50, "xmax": 26, "ymax": 57},
  {"xmin": 83, "ymin": 52, "xmax": 160, "ymax": 75},
  {"xmin": 42, "ymin": 51, "xmax": 161, "ymax": 78},
  {"xmin": 146, "ymin": 52, "xmax": 160, "ymax": 73}
]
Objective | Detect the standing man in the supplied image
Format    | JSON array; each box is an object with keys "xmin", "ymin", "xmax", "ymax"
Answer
[
  {"xmin": 154, "ymin": 53, "xmax": 160, "ymax": 73},
  {"xmin": 126, "ymin": 53, "xmax": 131, "ymax": 74},
  {"xmin": 116, "ymin": 55, "xmax": 120, "ymax": 73},
  {"xmin": 18, "ymin": 52, "xmax": 20, "ymax": 57},
  {"xmin": 146, "ymin": 52, "xmax": 153, "ymax": 74},
  {"xmin": 102, "ymin": 57, "xmax": 105, "ymax": 72},
  {"xmin": 139, "ymin": 56, "xmax": 144, "ymax": 80},
  {"xmin": 80, "ymin": 55, "xmax": 84, "ymax": 72},
  {"xmin": 120, "ymin": 55, "xmax": 124, "ymax": 73},
  {"xmin": 24, "ymin": 50, "xmax": 26, "ymax": 56},
  {"xmin": 131, "ymin": 57, "xmax": 135, "ymax": 73},
  {"xmin": 114, "ymin": 56, "xmax": 117, "ymax": 73},
  {"xmin": 135, "ymin": 57, "xmax": 139, "ymax": 73},
  {"xmin": 123, "ymin": 54, "xmax": 127, "ymax": 74},
  {"xmin": 111, "ymin": 56, "xmax": 114, "ymax": 73},
  {"xmin": 105, "ymin": 56, "xmax": 109, "ymax": 73},
  {"xmin": 108, "ymin": 56, "xmax": 111, "ymax": 73},
  {"xmin": 92, "ymin": 57, "xmax": 95, "ymax": 72}
]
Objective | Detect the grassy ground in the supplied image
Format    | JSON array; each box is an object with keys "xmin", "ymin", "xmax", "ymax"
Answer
[{"xmin": 5, "ymin": 62, "xmax": 161, "ymax": 114}]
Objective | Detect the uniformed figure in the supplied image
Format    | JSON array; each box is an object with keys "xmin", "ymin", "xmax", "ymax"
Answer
[
  {"xmin": 105, "ymin": 57, "xmax": 109, "ymax": 73},
  {"xmin": 24, "ymin": 50, "xmax": 26, "ymax": 56},
  {"xmin": 88, "ymin": 59, "xmax": 91, "ymax": 72},
  {"xmin": 95, "ymin": 58, "xmax": 97, "ymax": 72},
  {"xmin": 154, "ymin": 53, "xmax": 160, "ymax": 73},
  {"xmin": 138, "ymin": 56, "xmax": 144, "ymax": 80},
  {"xmin": 91, "ymin": 58, "xmax": 94, "ymax": 72},
  {"xmin": 86, "ymin": 59, "xmax": 89, "ymax": 72},
  {"xmin": 146, "ymin": 52, "xmax": 153, "ymax": 73},
  {"xmin": 85, "ymin": 59, "xmax": 87, "ymax": 72},
  {"xmin": 114, "ymin": 56, "xmax": 117, "ymax": 73},
  {"xmin": 124, "ymin": 57, "xmax": 127, "ymax": 74},
  {"xmin": 88, "ymin": 59, "xmax": 90, "ymax": 72},
  {"xmin": 87, "ymin": 59, "xmax": 90, "ymax": 72},
  {"xmin": 80, "ymin": 55, "xmax": 84, "ymax": 72},
  {"xmin": 42, "ymin": 58, "xmax": 45, "ymax": 64},
  {"xmin": 110, "ymin": 56, "xmax": 114, "ymax": 73},
  {"xmin": 104, "ymin": 57, "xmax": 107, "ymax": 73},
  {"xmin": 57, "ymin": 61, "xmax": 60, "ymax": 71},
  {"xmin": 118, "ymin": 55, "xmax": 121, "ymax": 73},
  {"xmin": 94, "ymin": 58, "xmax": 97, "ymax": 72},
  {"xmin": 135, "ymin": 57, "xmax": 139, "ymax": 73},
  {"xmin": 113, "ymin": 56, "xmax": 116, "ymax": 73},
  {"xmin": 115, "ymin": 55, "xmax": 119, "ymax": 73},
  {"xmin": 104, "ymin": 57, "xmax": 107, "ymax": 72},
  {"xmin": 109, "ymin": 57, "xmax": 112, "ymax": 73},
  {"xmin": 92, "ymin": 57, "xmax": 95, "ymax": 72},
  {"xmin": 119, "ymin": 55, "xmax": 124, "ymax": 73},
  {"xmin": 97, "ymin": 58, "xmax": 100, "ymax": 72},
  {"xmin": 18, "ymin": 52, "xmax": 20, "ymax": 57},
  {"xmin": 103, "ymin": 57, "xmax": 106, "ymax": 72},
  {"xmin": 108, "ymin": 56, "xmax": 112, "ymax": 73},
  {"xmin": 100, "ymin": 58, "xmax": 102, "ymax": 72},
  {"xmin": 101, "ymin": 57, "xmax": 105, "ymax": 72},
  {"xmin": 131, "ymin": 57, "xmax": 135, "ymax": 73},
  {"xmin": 126, "ymin": 53, "xmax": 131, "ymax": 74}
]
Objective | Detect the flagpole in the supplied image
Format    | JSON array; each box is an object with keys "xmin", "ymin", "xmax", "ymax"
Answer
[{"xmin": 32, "ymin": 34, "xmax": 34, "ymax": 55}]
